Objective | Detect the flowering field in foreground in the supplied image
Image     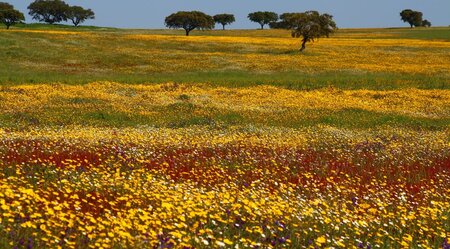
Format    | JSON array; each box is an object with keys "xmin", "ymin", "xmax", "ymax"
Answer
[{"xmin": 0, "ymin": 126, "xmax": 449, "ymax": 248}]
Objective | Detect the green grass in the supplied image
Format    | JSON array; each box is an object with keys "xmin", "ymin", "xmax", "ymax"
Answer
[
  {"xmin": 1, "ymin": 68, "xmax": 448, "ymax": 90},
  {"xmin": 1, "ymin": 104, "xmax": 448, "ymax": 130},
  {"xmin": 0, "ymin": 26, "xmax": 449, "ymax": 90},
  {"xmin": 335, "ymin": 27, "xmax": 450, "ymax": 41},
  {"xmin": 384, "ymin": 27, "xmax": 450, "ymax": 41},
  {"xmin": 8, "ymin": 24, "xmax": 450, "ymax": 41},
  {"xmin": 12, "ymin": 23, "xmax": 119, "ymax": 31}
]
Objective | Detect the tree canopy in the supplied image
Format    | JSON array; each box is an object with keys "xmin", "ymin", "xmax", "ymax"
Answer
[
  {"xmin": 66, "ymin": 6, "xmax": 95, "ymax": 27},
  {"xmin": 165, "ymin": 11, "xmax": 215, "ymax": 36},
  {"xmin": 400, "ymin": 9, "xmax": 423, "ymax": 28},
  {"xmin": 213, "ymin": 14, "xmax": 235, "ymax": 30},
  {"xmin": 27, "ymin": 0, "xmax": 94, "ymax": 26},
  {"xmin": 28, "ymin": 0, "xmax": 69, "ymax": 24},
  {"xmin": 0, "ymin": 2, "xmax": 25, "ymax": 29},
  {"xmin": 0, "ymin": 2, "xmax": 13, "ymax": 11},
  {"xmin": 269, "ymin": 13, "xmax": 297, "ymax": 29},
  {"xmin": 273, "ymin": 11, "xmax": 336, "ymax": 52},
  {"xmin": 421, "ymin": 19, "xmax": 431, "ymax": 27},
  {"xmin": 247, "ymin": 11, "xmax": 278, "ymax": 29}
]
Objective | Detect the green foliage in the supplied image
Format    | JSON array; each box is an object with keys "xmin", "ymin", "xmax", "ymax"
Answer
[
  {"xmin": 269, "ymin": 13, "xmax": 296, "ymax": 29},
  {"xmin": 66, "ymin": 6, "xmax": 94, "ymax": 27},
  {"xmin": 0, "ymin": 2, "xmax": 24, "ymax": 29},
  {"xmin": 27, "ymin": 0, "xmax": 94, "ymax": 26},
  {"xmin": 165, "ymin": 11, "xmax": 215, "ymax": 36},
  {"xmin": 400, "ymin": 9, "xmax": 423, "ymax": 28},
  {"xmin": 421, "ymin": 19, "xmax": 431, "ymax": 28},
  {"xmin": 0, "ymin": 2, "xmax": 13, "ymax": 10},
  {"xmin": 284, "ymin": 11, "xmax": 337, "ymax": 51},
  {"xmin": 247, "ymin": 11, "xmax": 278, "ymax": 29},
  {"xmin": 28, "ymin": 0, "xmax": 70, "ymax": 24},
  {"xmin": 213, "ymin": 14, "xmax": 235, "ymax": 30}
]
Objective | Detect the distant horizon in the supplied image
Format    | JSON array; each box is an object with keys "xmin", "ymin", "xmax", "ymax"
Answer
[
  {"xmin": 5, "ymin": 0, "xmax": 450, "ymax": 29},
  {"xmin": 17, "ymin": 22, "xmax": 450, "ymax": 31}
]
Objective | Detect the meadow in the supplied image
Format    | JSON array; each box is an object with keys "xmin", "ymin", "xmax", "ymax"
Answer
[{"xmin": 0, "ymin": 25, "xmax": 449, "ymax": 248}]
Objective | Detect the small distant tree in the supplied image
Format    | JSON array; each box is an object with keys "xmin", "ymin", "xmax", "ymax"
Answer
[
  {"xmin": 165, "ymin": 11, "xmax": 215, "ymax": 36},
  {"xmin": 0, "ymin": 2, "xmax": 25, "ymax": 29},
  {"xmin": 248, "ymin": 11, "xmax": 278, "ymax": 29},
  {"xmin": 28, "ymin": 0, "xmax": 69, "ymax": 24},
  {"xmin": 400, "ymin": 9, "xmax": 423, "ymax": 28},
  {"xmin": 213, "ymin": 14, "xmax": 235, "ymax": 30},
  {"xmin": 282, "ymin": 11, "xmax": 337, "ymax": 52},
  {"xmin": 0, "ymin": 9, "xmax": 25, "ymax": 29},
  {"xmin": 421, "ymin": 19, "xmax": 431, "ymax": 27},
  {"xmin": 66, "ymin": 6, "xmax": 95, "ymax": 27}
]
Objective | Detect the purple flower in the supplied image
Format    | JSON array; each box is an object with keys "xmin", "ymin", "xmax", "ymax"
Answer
[
  {"xmin": 278, "ymin": 237, "xmax": 287, "ymax": 243},
  {"xmin": 26, "ymin": 238, "xmax": 33, "ymax": 249},
  {"xmin": 443, "ymin": 238, "xmax": 450, "ymax": 249},
  {"xmin": 275, "ymin": 220, "xmax": 286, "ymax": 229}
]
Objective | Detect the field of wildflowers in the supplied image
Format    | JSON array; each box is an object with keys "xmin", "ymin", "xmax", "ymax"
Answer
[
  {"xmin": 0, "ymin": 26, "xmax": 449, "ymax": 248},
  {"xmin": 0, "ymin": 82, "xmax": 449, "ymax": 129},
  {"xmin": 0, "ymin": 126, "xmax": 449, "ymax": 248}
]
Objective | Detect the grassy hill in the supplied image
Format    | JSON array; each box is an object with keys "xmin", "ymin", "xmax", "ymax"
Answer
[{"xmin": 0, "ymin": 25, "xmax": 449, "ymax": 90}]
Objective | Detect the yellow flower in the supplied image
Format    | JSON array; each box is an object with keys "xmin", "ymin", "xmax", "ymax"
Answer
[{"xmin": 317, "ymin": 236, "xmax": 326, "ymax": 244}]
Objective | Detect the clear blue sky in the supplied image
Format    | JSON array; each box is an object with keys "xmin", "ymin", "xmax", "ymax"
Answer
[{"xmin": 7, "ymin": 0, "xmax": 450, "ymax": 29}]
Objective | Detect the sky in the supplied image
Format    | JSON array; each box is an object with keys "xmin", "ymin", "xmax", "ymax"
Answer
[{"xmin": 6, "ymin": 0, "xmax": 450, "ymax": 29}]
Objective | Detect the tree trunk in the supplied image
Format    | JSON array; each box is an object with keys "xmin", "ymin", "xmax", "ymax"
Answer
[
  {"xmin": 6, "ymin": 24, "xmax": 10, "ymax": 29},
  {"xmin": 185, "ymin": 29, "xmax": 190, "ymax": 36},
  {"xmin": 222, "ymin": 24, "xmax": 225, "ymax": 30},
  {"xmin": 260, "ymin": 24, "xmax": 264, "ymax": 30},
  {"xmin": 300, "ymin": 38, "xmax": 307, "ymax": 52}
]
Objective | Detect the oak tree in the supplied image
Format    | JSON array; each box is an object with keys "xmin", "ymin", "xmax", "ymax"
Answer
[
  {"xmin": 66, "ymin": 6, "xmax": 95, "ymax": 27},
  {"xmin": 165, "ymin": 11, "xmax": 215, "ymax": 36},
  {"xmin": 0, "ymin": 2, "xmax": 25, "ymax": 29},
  {"xmin": 213, "ymin": 14, "xmax": 235, "ymax": 30},
  {"xmin": 280, "ymin": 11, "xmax": 337, "ymax": 51},
  {"xmin": 248, "ymin": 11, "xmax": 278, "ymax": 29},
  {"xmin": 28, "ymin": 0, "xmax": 69, "ymax": 24},
  {"xmin": 400, "ymin": 9, "xmax": 423, "ymax": 28}
]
